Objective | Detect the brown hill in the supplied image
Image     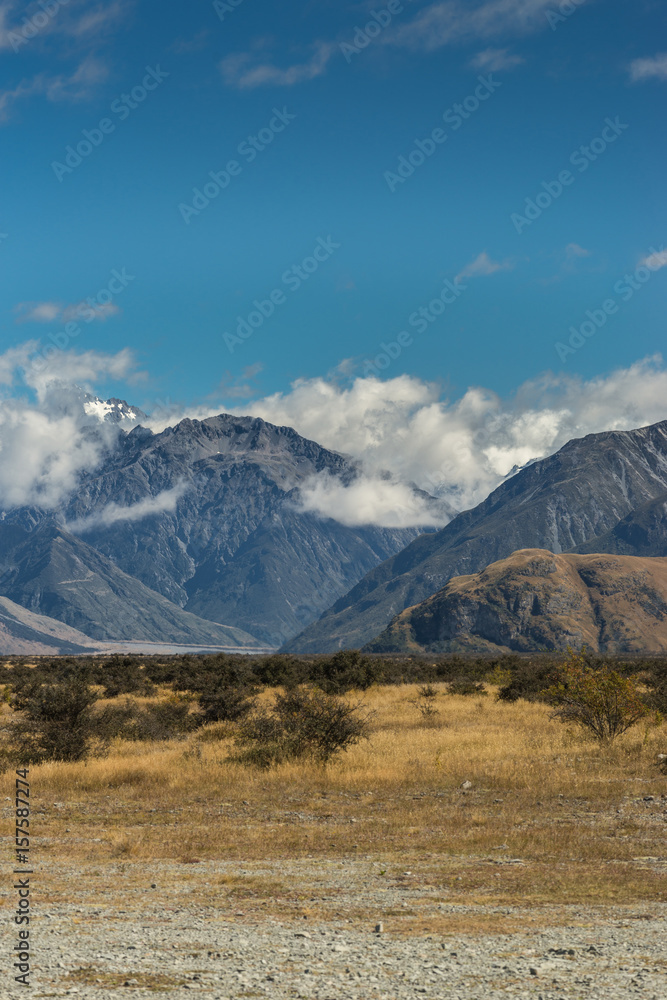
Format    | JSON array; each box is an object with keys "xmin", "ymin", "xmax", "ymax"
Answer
[{"xmin": 365, "ymin": 549, "xmax": 667, "ymax": 655}]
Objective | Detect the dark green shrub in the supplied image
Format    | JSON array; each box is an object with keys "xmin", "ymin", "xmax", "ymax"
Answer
[
  {"xmin": 96, "ymin": 698, "xmax": 202, "ymax": 741},
  {"xmin": 7, "ymin": 679, "xmax": 104, "ymax": 763},
  {"xmin": 315, "ymin": 650, "xmax": 386, "ymax": 694},
  {"xmin": 198, "ymin": 682, "xmax": 258, "ymax": 723},
  {"xmin": 232, "ymin": 686, "xmax": 373, "ymax": 768},
  {"xmin": 447, "ymin": 678, "xmax": 487, "ymax": 696}
]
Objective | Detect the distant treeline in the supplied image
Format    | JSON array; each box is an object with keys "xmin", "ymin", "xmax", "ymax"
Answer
[{"xmin": 1, "ymin": 649, "xmax": 666, "ymax": 711}]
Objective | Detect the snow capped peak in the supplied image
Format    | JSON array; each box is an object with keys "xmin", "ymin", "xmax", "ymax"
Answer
[{"xmin": 82, "ymin": 395, "xmax": 147, "ymax": 425}]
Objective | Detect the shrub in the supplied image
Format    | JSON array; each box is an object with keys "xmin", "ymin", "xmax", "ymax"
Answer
[
  {"xmin": 198, "ymin": 682, "xmax": 258, "ymax": 723},
  {"xmin": 447, "ymin": 678, "xmax": 487, "ymax": 697},
  {"xmin": 231, "ymin": 686, "xmax": 373, "ymax": 768},
  {"xmin": 496, "ymin": 660, "xmax": 558, "ymax": 702},
  {"xmin": 98, "ymin": 656, "xmax": 156, "ymax": 697},
  {"xmin": 410, "ymin": 684, "xmax": 440, "ymax": 722},
  {"xmin": 547, "ymin": 650, "xmax": 648, "ymax": 742},
  {"xmin": 315, "ymin": 650, "xmax": 386, "ymax": 694},
  {"xmin": 96, "ymin": 698, "xmax": 202, "ymax": 742},
  {"xmin": 7, "ymin": 679, "xmax": 104, "ymax": 763}
]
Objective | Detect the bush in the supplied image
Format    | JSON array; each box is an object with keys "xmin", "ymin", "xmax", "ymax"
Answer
[
  {"xmin": 231, "ymin": 686, "xmax": 373, "ymax": 768},
  {"xmin": 7, "ymin": 679, "xmax": 104, "ymax": 763},
  {"xmin": 198, "ymin": 682, "xmax": 258, "ymax": 723},
  {"xmin": 410, "ymin": 684, "xmax": 440, "ymax": 722},
  {"xmin": 447, "ymin": 678, "xmax": 487, "ymax": 696},
  {"xmin": 96, "ymin": 698, "xmax": 202, "ymax": 742},
  {"xmin": 315, "ymin": 650, "xmax": 386, "ymax": 694},
  {"xmin": 547, "ymin": 651, "xmax": 648, "ymax": 742}
]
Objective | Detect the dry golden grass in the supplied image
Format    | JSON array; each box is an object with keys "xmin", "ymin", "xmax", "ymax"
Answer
[{"xmin": 2, "ymin": 684, "xmax": 666, "ymax": 913}]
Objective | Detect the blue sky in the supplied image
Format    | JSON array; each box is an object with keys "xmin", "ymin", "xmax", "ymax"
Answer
[{"xmin": 0, "ymin": 0, "xmax": 665, "ymax": 415}]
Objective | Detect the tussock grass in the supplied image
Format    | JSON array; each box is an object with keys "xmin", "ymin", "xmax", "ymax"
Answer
[{"xmin": 2, "ymin": 683, "xmax": 666, "ymax": 910}]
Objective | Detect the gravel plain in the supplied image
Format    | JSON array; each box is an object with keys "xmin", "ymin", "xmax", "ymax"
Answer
[{"xmin": 2, "ymin": 857, "xmax": 666, "ymax": 999}]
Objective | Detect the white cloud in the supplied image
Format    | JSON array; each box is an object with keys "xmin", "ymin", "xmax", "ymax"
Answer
[
  {"xmin": 456, "ymin": 250, "xmax": 514, "ymax": 280},
  {"xmin": 0, "ymin": 0, "xmax": 127, "ymax": 50},
  {"xmin": 295, "ymin": 473, "xmax": 447, "ymax": 529},
  {"xmin": 15, "ymin": 299, "xmax": 120, "ymax": 324},
  {"xmin": 67, "ymin": 482, "xmax": 189, "ymax": 533},
  {"xmin": 0, "ymin": 345, "xmax": 141, "ymax": 509},
  {"xmin": 0, "ymin": 57, "xmax": 108, "ymax": 121},
  {"xmin": 230, "ymin": 356, "xmax": 667, "ymax": 517},
  {"xmin": 220, "ymin": 43, "xmax": 335, "ymax": 89},
  {"xmin": 469, "ymin": 47, "xmax": 524, "ymax": 71},
  {"xmin": 629, "ymin": 53, "xmax": 667, "ymax": 82},
  {"xmin": 640, "ymin": 249, "xmax": 667, "ymax": 271},
  {"xmin": 565, "ymin": 242, "xmax": 591, "ymax": 259},
  {"xmin": 386, "ymin": 0, "xmax": 555, "ymax": 53}
]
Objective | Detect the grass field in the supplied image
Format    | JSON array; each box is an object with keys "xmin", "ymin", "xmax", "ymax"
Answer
[{"xmin": 3, "ymin": 682, "xmax": 666, "ymax": 918}]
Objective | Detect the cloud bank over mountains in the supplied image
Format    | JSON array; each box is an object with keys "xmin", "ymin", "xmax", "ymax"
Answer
[{"xmin": 1, "ymin": 341, "xmax": 667, "ymax": 526}]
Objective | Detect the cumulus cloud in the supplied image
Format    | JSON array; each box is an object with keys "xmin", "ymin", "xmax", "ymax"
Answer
[
  {"xmin": 0, "ymin": 344, "xmax": 140, "ymax": 509},
  {"xmin": 629, "ymin": 53, "xmax": 667, "ymax": 82},
  {"xmin": 295, "ymin": 473, "xmax": 448, "ymax": 529},
  {"xmin": 640, "ymin": 248, "xmax": 667, "ymax": 271},
  {"xmin": 230, "ymin": 356, "xmax": 667, "ymax": 517},
  {"xmin": 220, "ymin": 43, "xmax": 335, "ymax": 89},
  {"xmin": 456, "ymin": 250, "xmax": 514, "ymax": 281},
  {"xmin": 67, "ymin": 482, "xmax": 189, "ymax": 534},
  {"xmin": 469, "ymin": 47, "xmax": 524, "ymax": 71}
]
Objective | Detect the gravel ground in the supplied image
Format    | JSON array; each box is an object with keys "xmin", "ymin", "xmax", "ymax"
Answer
[{"xmin": 2, "ymin": 858, "xmax": 666, "ymax": 999}]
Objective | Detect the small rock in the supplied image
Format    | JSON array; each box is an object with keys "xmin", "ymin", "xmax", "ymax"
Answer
[
  {"xmin": 375, "ymin": 922, "xmax": 384, "ymax": 933},
  {"xmin": 294, "ymin": 931, "xmax": 311, "ymax": 938},
  {"xmin": 460, "ymin": 780, "xmax": 472, "ymax": 790},
  {"xmin": 151, "ymin": 883, "xmax": 157, "ymax": 889},
  {"xmin": 529, "ymin": 967, "xmax": 539, "ymax": 976}
]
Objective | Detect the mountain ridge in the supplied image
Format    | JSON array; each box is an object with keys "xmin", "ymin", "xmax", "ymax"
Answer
[{"xmin": 284, "ymin": 419, "xmax": 667, "ymax": 652}]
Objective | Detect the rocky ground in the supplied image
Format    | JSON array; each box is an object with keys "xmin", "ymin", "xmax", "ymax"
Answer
[{"xmin": 2, "ymin": 857, "xmax": 666, "ymax": 999}]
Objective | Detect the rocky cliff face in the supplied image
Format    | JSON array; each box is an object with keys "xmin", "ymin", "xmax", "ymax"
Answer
[
  {"xmin": 286, "ymin": 420, "xmax": 667, "ymax": 652},
  {"xmin": 366, "ymin": 548, "xmax": 667, "ymax": 654}
]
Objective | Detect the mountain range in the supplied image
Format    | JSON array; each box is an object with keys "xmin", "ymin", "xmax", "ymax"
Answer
[
  {"xmin": 0, "ymin": 398, "xmax": 435, "ymax": 649},
  {"xmin": 2, "ymin": 393, "xmax": 667, "ymax": 656},
  {"xmin": 285, "ymin": 420, "xmax": 667, "ymax": 651}
]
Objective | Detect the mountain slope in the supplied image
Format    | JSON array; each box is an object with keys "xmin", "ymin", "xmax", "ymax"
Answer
[
  {"xmin": 366, "ymin": 549, "xmax": 667, "ymax": 655},
  {"xmin": 0, "ymin": 523, "xmax": 262, "ymax": 648},
  {"xmin": 0, "ymin": 596, "xmax": 99, "ymax": 655},
  {"xmin": 30, "ymin": 414, "xmax": 433, "ymax": 646},
  {"xmin": 285, "ymin": 419, "xmax": 667, "ymax": 652},
  {"xmin": 574, "ymin": 491, "xmax": 667, "ymax": 557}
]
